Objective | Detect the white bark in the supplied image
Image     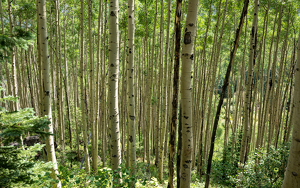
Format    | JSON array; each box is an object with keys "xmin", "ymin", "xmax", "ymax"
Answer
[
  {"xmin": 127, "ymin": 0, "xmax": 136, "ymax": 177},
  {"xmin": 38, "ymin": 0, "xmax": 61, "ymax": 187},
  {"xmin": 109, "ymin": 0, "xmax": 122, "ymax": 183},
  {"xmin": 180, "ymin": 0, "xmax": 199, "ymax": 187},
  {"xmin": 239, "ymin": 0, "xmax": 259, "ymax": 164}
]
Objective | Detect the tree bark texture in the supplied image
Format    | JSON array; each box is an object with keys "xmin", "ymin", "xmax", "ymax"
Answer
[{"xmin": 179, "ymin": 0, "xmax": 199, "ymax": 187}]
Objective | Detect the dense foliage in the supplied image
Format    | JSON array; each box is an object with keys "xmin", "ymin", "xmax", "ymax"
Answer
[{"xmin": 1, "ymin": 0, "xmax": 300, "ymax": 187}]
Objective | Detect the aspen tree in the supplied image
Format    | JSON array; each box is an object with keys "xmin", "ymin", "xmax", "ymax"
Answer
[
  {"xmin": 63, "ymin": 13, "xmax": 72, "ymax": 167},
  {"xmin": 0, "ymin": 0, "xmax": 12, "ymax": 111},
  {"xmin": 37, "ymin": 0, "xmax": 43, "ymax": 117},
  {"xmin": 166, "ymin": 35, "xmax": 175, "ymax": 161},
  {"xmin": 136, "ymin": 48, "xmax": 140, "ymax": 149},
  {"xmin": 283, "ymin": 45, "xmax": 296, "ymax": 144},
  {"xmin": 168, "ymin": 1, "xmax": 182, "ymax": 183},
  {"xmin": 282, "ymin": 29, "xmax": 300, "ymax": 188},
  {"xmin": 267, "ymin": 4, "xmax": 283, "ymax": 151},
  {"xmin": 87, "ymin": 0, "xmax": 97, "ymax": 173},
  {"xmin": 250, "ymin": 40, "xmax": 263, "ymax": 151},
  {"xmin": 196, "ymin": 1, "xmax": 213, "ymax": 176},
  {"xmin": 205, "ymin": 0, "xmax": 249, "ymax": 186},
  {"xmin": 37, "ymin": 0, "xmax": 61, "ymax": 186},
  {"xmin": 31, "ymin": 46, "xmax": 41, "ymax": 113},
  {"xmin": 127, "ymin": 0, "xmax": 136, "ymax": 177},
  {"xmin": 255, "ymin": 7, "xmax": 269, "ymax": 148},
  {"xmin": 16, "ymin": 40, "xmax": 24, "ymax": 108},
  {"xmin": 231, "ymin": 16, "xmax": 248, "ymax": 150},
  {"xmin": 203, "ymin": 0, "xmax": 222, "ymax": 160},
  {"xmin": 80, "ymin": 0, "xmax": 90, "ymax": 173},
  {"xmin": 283, "ymin": 65, "xmax": 295, "ymax": 143},
  {"xmin": 101, "ymin": 0, "xmax": 108, "ymax": 168},
  {"xmin": 142, "ymin": 41, "xmax": 147, "ymax": 162},
  {"xmin": 108, "ymin": 0, "xmax": 122, "ymax": 183},
  {"xmin": 261, "ymin": 5, "xmax": 277, "ymax": 148},
  {"xmin": 273, "ymin": 16, "xmax": 290, "ymax": 147},
  {"xmin": 158, "ymin": 0, "xmax": 165, "ymax": 181},
  {"xmin": 180, "ymin": 0, "xmax": 199, "ymax": 187},
  {"xmin": 49, "ymin": 2, "xmax": 57, "ymax": 140},
  {"xmin": 277, "ymin": 71, "xmax": 291, "ymax": 147},
  {"xmin": 121, "ymin": 28, "xmax": 127, "ymax": 163},
  {"xmin": 7, "ymin": 0, "xmax": 19, "ymax": 111},
  {"xmin": 149, "ymin": 37, "xmax": 157, "ymax": 160},
  {"xmin": 168, "ymin": 1, "xmax": 182, "ymax": 176},
  {"xmin": 239, "ymin": 0, "xmax": 259, "ymax": 165},
  {"xmin": 148, "ymin": 0, "xmax": 158, "ymax": 166},
  {"xmin": 27, "ymin": 47, "xmax": 37, "ymax": 111},
  {"xmin": 9, "ymin": 0, "xmax": 25, "ymax": 148},
  {"xmin": 20, "ymin": 47, "xmax": 28, "ymax": 108},
  {"xmin": 118, "ymin": 5, "xmax": 125, "ymax": 161},
  {"xmin": 70, "ymin": 8, "xmax": 80, "ymax": 161},
  {"xmin": 95, "ymin": 0, "xmax": 102, "ymax": 169},
  {"xmin": 54, "ymin": 0, "xmax": 65, "ymax": 165},
  {"xmin": 258, "ymin": 2, "xmax": 273, "ymax": 148}
]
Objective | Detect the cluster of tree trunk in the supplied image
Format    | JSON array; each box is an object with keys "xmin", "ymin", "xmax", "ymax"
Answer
[{"xmin": 1, "ymin": 0, "xmax": 300, "ymax": 187}]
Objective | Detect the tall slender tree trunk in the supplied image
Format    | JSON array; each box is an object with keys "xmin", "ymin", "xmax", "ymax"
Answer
[
  {"xmin": 282, "ymin": 29, "xmax": 300, "ymax": 188},
  {"xmin": 168, "ymin": 0, "xmax": 182, "ymax": 186},
  {"xmin": 203, "ymin": 0, "xmax": 222, "ymax": 161},
  {"xmin": 63, "ymin": 12, "xmax": 73, "ymax": 168},
  {"xmin": 37, "ymin": 0, "xmax": 61, "ymax": 187},
  {"xmin": 205, "ymin": 0, "xmax": 249, "ymax": 187},
  {"xmin": 177, "ymin": 103, "xmax": 182, "ymax": 188},
  {"xmin": 239, "ymin": 0, "xmax": 259, "ymax": 165},
  {"xmin": 267, "ymin": 4, "xmax": 283, "ymax": 152},
  {"xmin": 80, "ymin": 0, "xmax": 90, "ymax": 173},
  {"xmin": 149, "ymin": 0, "xmax": 158, "ymax": 166},
  {"xmin": 127, "ymin": 0, "xmax": 136, "ymax": 178},
  {"xmin": 7, "ymin": 0, "xmax": 19, "ymax": 111},
  {"xmin": 108, "ymin": 0, "xmax": 122, "ymax": 183},
  {"xmin": 179, "ymin": 0, "xmax": 199, "ymax": 187},
  {"xmin": 87, "ymin": 0, "xmax": 97, "ymax": 173},
  {"xmin": 158, "ymin": 0, "xmax": 166, "ymax": 181},
  {"xmin": 101, "ymin": 0, "xmax": 108, "ymax": 168},
  {"xmin": 1, "ymin": 0, "xmax": 12, "ymax": 111}
]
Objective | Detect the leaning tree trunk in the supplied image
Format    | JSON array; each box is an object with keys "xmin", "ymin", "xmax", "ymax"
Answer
[
  {"xmin": 282, "ymin": 29, "xmax": 300, "ymax": 188},
  {"xmin": 108, "ymin": 0, "xmax": 122, "ymax": 184},
  {"xmin": 205, "ymin": 0, "xmax": 249, "ymax": 187},
  {"xmin": 37, "ymin": 0, "xmax": 61, "ymax": 187},
  {"xmin": 179, "ymin": 0, "xmax": 199, "ymax": 187}
]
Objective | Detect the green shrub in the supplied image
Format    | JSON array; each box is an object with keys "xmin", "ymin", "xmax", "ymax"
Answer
[{"xmin": 231, "ymin": 144, "xmax": 289, "ymax": 188}]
